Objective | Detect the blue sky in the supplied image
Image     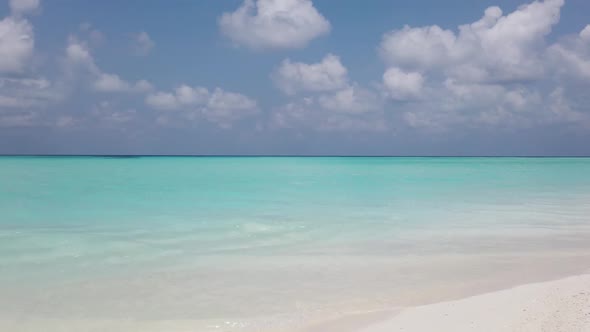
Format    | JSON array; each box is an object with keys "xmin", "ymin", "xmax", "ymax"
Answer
[{"xmin": 0, "ymin": 0, "xmax": 589, "ymax": 155}]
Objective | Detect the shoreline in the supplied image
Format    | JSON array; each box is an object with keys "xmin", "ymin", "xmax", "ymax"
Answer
[
  {"xmin": 301, "ymin": 272, "xmax": 590, "ymax": 332},
  {"xmin": 1, "ymin": 271, "xmax": 589, "ymax": 332},
  {"xmin": 3, "ymin": 251, "xmax": 590, "ymax": 332}
]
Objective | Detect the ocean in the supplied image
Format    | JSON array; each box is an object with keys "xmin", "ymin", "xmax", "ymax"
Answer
[{"xmin": 1, "ymin": 157, "xmax": 590, "ymax": 331}]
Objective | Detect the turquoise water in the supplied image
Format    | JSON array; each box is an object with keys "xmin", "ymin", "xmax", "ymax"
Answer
[{"xmin": 2, "ymin": 157, "xmax": 590, "ymax": 331}]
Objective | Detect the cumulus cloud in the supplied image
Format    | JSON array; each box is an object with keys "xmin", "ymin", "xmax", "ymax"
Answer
[
  {"xmin": 318, "ymin": 85, "xmax": 381, "ymax": 114},
  {"xmin": 146, "ymin": 85, "xmax": 258, "ymax": 127},
  {"xmin": 93, "ymin": 73, "xmax": 153, "ymax": 93},
  {"xmin": 132, "ymin": 31, "xmax": 155, "ymax": 56},
  {"xmin": 374, "ymin": 0, "xmax": 590, "ymax": 131},
  {"xmin": 548, "ymin": 25, "xmax": 590, "ymax": 80},
  {"xmin": 273, "ymin": 54, "xmax": 348, "ymax": 94},
  {"xmin": 65, "ymin": 36, "xmax": 98, "ymax": 73},
  {"xmin": 0, "ymin": 77, "xmax": 61, "ymax": 108},
  {"xmin": 546, "ymin": 87, "xmax": 586, "ymax": 123},
  {"xmin": 145, "ymin": 85, "xmax": 209, "ymax": 110},
  {"xmin": 0, "ymin": 17, "xmax": 34, "ymax": 73},
  {"xmin": 94, "ymin": 73, "xmax": 131, "ymax": 92},
  {"xmin": 64, "ymin": 36, "xmax": 153, "ymax": 94},
  {"xmin": 9, "ymin": 0, "xmax": 40, "ymax": 15},
  {"xmin": 270, "ymin": 97, "xmax": 386, "ymax": 132},
  {"xmin": 273, "ymin": 53, "xmax": 380, "ymax": 113},
  {"xmin": 0, "ymin": 75, "xmax": 70, "ymax": 127},
  {"xmin": 0, "ymin": 3, "xmax": 71, "ymax": 128},
  {"xmin": 91, "ymin": 101, "xmax": 138, "ymax": 126},
  {"xmin": 270, "ymin": 53, "xmax": 385, "ymax": 130},
  {"xmin": 397, "ymin": 78, "xmax": 582, "ymax": 132},
  {"xmin": 382, "ymin": 67, "xmax": 424, "ymax": 100},
  {"xmin": 206, "ymin": 88, "xmax": 259, "ymax": 126},
  {"xmin": 270, "ymin": 97, "xmax": 314, "ymax": 129},
  {"xmin": 3, "ymin": 0, "xmax": 589, "ymax": 135},
  {"xmin": 144, "ymin": 92, "xmax": 177, "ymax": 111},
  {"xmin": 379, "ymin": 0, "xmax": 564, "ymax": 83},
  {"xmin": 219, "ymin": 0, "xmax": 330, "ymax": 50}
]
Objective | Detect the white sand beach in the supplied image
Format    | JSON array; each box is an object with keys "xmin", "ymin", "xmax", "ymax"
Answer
[{"xmin": 306, "ymin": 274, "xmax": 590, "ymax": 332}]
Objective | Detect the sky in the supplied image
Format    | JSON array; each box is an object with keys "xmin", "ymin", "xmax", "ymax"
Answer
[{"xmin": 0, "ymin": 0, "xmax": 589, "ymax": 155}]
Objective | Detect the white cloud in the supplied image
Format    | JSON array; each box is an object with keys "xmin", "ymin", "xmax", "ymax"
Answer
[
  {"xmin": 398, "ymin": 79, "xmax": 555, "ymax": 131},
  {"xmin": 0, "ymin": 17, "xmax": 34, "ymax": 73},
  {"xmin": 0, "ymin": 77, "xmax": 62, "ymax": 108},
  {"xmin": 379, "ymin": 0, "xmax": 564, "ymax": 83},
  {"xmin": 145, "ymin": 92, "xmax": 178, "ymax": 111},
  {"xmin": 270, "ymin": 97, "xmax": 386, "ymax": 132},
  {"xmin": 273, "ymin": 54, "xmax": 348, "ymax": 94},
  {"xmin": 93, "ymin": 73, "xmax": 153, "ymax": 93},
  {"xmin": 0, "ymin": 7, "xmax": 65, "ymax": 129},
  {"xmin": 145, "ymin": 85, "xmax": 209, "ymax": 110},
  {"xmin": 146, "ymin": 85, "xmax": 258, "ymax": 127},
  {"xmin": 0, "ymin": 2, "xmax": 43, "ymax": 123},
  {"xmin": 65, "ymin": 36, "xmax": 98, "ymax": 73},
  {"xmin": 94, "ymin": 73, "xmax": 130, "ymax": 92},
  {"xmin": 206, "ymin": 88, "xmax": 259, "ymax": 126},
  {"xmin": 547, "ymin": 25, "xmax": 590, "ymax": 80},
  {"xmin": 134, "ymin": 80, "xmax": 154, "ymax": 93},
  {"xmin": 271, "ymin": 53, "xmax": 385, "ymax": 128},
  {"xmin": 382, "ymin": 67, "xmax": 424, "ymax": 100},
  {"xmin": 547, "ymin": 87, "xmax": 586, "ymax": 123},
  {"xmin": 318, "ymin": 85, "xmax": 381, "ymax": 114},
  {"xmin": 9, "ymin": 0, "xmax": 40, "ymax": 15},
  {"xmin": 0, "ymin": 76, "xmax": 68, "ymax": 127},
  {"xmin": 132, "ymin": 31, "xmax": 155, "ymax": 56},
  {"xmin": 175, "ymin": 85, "xmax": 208, "ymax": 105},
  {"xmin": 270, "ymin": 97, "xmax": 314, "ymax": 129},
  {"xmin": 64, "ymin": 36, "xmax": 153, "ymax": 94},
  {"xmin": 1, "ymin": 0, "xmax": 587, "ymax": 134},
  {"xmin": 107, "ymin": 109, "xmax": 137, "ymax": 124},
  {"xmin": 91, "ymin": 101, "xmax": 138, "ymax": 126},
  {"xmin": 372, "ymin": 0, "xmax": 590, "ymax": 131},
  {"xmin": 380, "ymin": 25, "xmax": 456, "ymax": 70},
  {"xmin": 219, "ymin": 0, "xmax": 330, "ymax": 50}
]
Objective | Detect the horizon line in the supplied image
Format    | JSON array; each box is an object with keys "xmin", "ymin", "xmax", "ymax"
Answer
[{"xmin": 1, "ymin": 155, "xmax": 590, "ymax": 158}]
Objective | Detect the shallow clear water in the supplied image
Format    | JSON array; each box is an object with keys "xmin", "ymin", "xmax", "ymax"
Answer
[{"xmin": 1, "ymin": 157, "xmax": 590, "ymax": 331}]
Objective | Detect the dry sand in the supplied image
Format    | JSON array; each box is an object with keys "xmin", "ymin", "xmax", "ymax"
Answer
[
  {"xmin": 357, "ymin": 274, "xmax": 590, "ymax": 332},
  {"xmin": 3, "ymin": 275, "xmax": 590, "ymax": 332}
]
